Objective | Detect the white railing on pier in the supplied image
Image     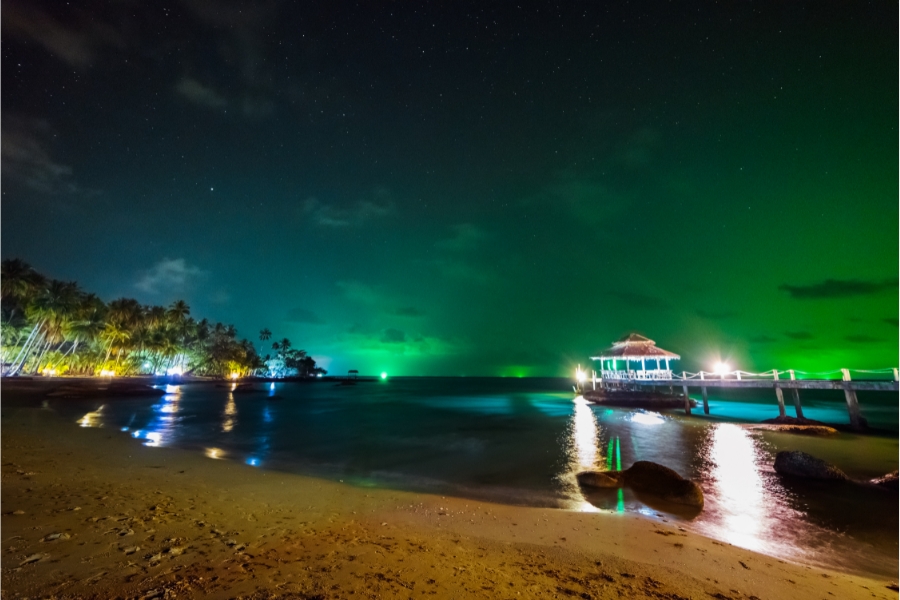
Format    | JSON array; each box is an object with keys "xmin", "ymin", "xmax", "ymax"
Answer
[
  {"xmin": 673, "ymin": 368, "xmax": 898, "ymax": 382},
  {"xmin": 601, "ymin": 369, "xmax": 673, "ymax": 381},
  {"xmin": 598, "ymin": 367, "xmax": 899, "ymax": 383}
]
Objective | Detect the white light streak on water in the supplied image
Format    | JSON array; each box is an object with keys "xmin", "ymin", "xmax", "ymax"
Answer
[
  {"xmin": 572, "ymin": 396, "xmax": 599, "ymax": 470},
  {"xmin": 222, "ymin": 394, "xmax": 236, "ymax": 432},
  {"xmin": 709, "ymin": 423, "xmax": 766, "ymax": 551},
  {"xmin": 629, "ymin": 411, "xmax": 665, "ymax": 426}
]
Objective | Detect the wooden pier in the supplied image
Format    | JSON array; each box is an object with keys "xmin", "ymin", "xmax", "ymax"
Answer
[
  {"xmin": 584, "ymin": 334, "xmax": 898, "ymax": 430},
  {"xmin": 588, "ymin": 368, "xmax": 899, "ymax": 430}
]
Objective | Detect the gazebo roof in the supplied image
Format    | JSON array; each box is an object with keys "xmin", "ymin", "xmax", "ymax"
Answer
[{"xmin": 590, "ymin": 333, "xmax": 680, "ymax": 360}]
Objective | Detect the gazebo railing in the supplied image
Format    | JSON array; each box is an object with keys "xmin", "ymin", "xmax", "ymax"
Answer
[{"xmin": 601, "ymin": 369, "xmax": 673, "ymax": 381}]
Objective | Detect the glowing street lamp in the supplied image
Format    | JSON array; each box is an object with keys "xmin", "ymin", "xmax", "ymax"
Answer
[
  {"xmin": 575, "ymin": 365, "xmax": 587, "ymax": 383},
  {"xmin": 713, "ymin": 362, "xmax": 731, "ymax": 378}
]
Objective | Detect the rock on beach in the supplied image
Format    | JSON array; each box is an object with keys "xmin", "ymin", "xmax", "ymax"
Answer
[
  {"xmin": 578, "ymin": 461, "xmax": 704, "ymax": 508},
  {"xmin": 773, "ymin": 451, "xmax": 849, "ymax": 481},
  {"xmin": 869, "ymin": 470, "xmax": 898, "ymax": 490}
]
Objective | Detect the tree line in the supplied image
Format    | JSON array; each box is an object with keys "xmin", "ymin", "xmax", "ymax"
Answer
[{"xmin": 0, "ymin": 259, "xmax": 324, "ymax": 379}]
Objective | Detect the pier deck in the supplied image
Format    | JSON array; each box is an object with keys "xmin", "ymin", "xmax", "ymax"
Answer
[{"xmin": 585, "ymin": 369, "xmax": 898, "ymax": 430}]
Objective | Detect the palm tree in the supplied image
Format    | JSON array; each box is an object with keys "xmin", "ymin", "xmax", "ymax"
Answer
[
  {"xmin": 12, "ymin": 280, "xmax": 80, "ymax": 374},
  {"xmin": 1, "ymin": 258, "xmax": 46, "ymax": 303},
  {"xmin": 166, "ymin": 300, "xmax": 190, "ymax": 326},
  {"xmin": 145, "ymin": 305, "xmax": 167, "ymax": 329},
  {"xmin": 100, "ymin": 321, "xmax": 131, "ymax": 367},
  {"xmin": 259, "ymin": 328, "xmax": 272, "ymax": 342}
]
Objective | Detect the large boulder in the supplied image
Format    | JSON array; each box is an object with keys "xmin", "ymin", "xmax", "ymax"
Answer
[
  {"xmin": 576, "ymin": 471, "xmax": 623, "ymax": 488},
  {"xmin": 773, "ymin": 451, "xmax": 849, "ymax": 481},
  {"xmin": 870, "ymin": 470, "xmax": 898, "ymax": 491},
  {"xmin": 623, "ymin": 461, "xmax": 704, "ymax": 508},
  {"xmin": 577, "ymin": 461, "xmax": 704, "ymax": 508}
]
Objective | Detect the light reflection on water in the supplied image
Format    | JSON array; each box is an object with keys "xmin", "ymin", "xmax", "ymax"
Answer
[
  {"xmin": 701, "ymin": 423, "xmax": 804, "ymax": 556},
  {"xmin": 571, "ymin": 397, "xmax": 600, "ymax": 471},
  {"xmin": 63, "ymin": 379, "xmax": 897, "ymax": 578},
  {"xmin": 77, "ymin": 405, "xmax": 105, "ymax": 427},
  {"xmin": 222, "ymin": 394, "xmax": 236, "ymax": 432}
]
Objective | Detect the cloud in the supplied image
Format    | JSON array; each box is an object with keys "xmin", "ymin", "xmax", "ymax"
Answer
[
  {"xmin": 845, "ymin": 334, "xmax": 881, "ymax": 343},
  {"xmin": 393, "ymin": 306, "xmax": 425, "ymax": 317},
  {"xmin": 784, "ymin": 331, "xmax": 814, "ymax": 340},
  {"xmin": 749, "ymin": 335, "xmax": 778, "ymax": 344},
  {"xmin": 545, "ymin": 177, "xmax": 627, "ymax": 224},
  {"xmin": 209, "ymin": 290, "xmax": 231, "ymax": 304},
  {"xmin": 135, "ymin": 258, "xmax": 205, "ymax": 295},
  {"xmin": 180, "ymin": 0, "xmax": 277, "ymax": 87},
  {"xmin": 430, "ymin": 259, "xmax": 494, "ymax": 285},
  {"xmin": 381, "ymin": 328, "xmax": 406, "ymax": 344},
  {"xmin": 2, "ymin": 4, "xmax": 123, "ymax": 68},
  {"xmin": 696, "ymin": 309, "xmax": 739, "ymax": 320},
  {"xmin": 175, "ymin": 77, "xmax": 228, "ymax": 109},
  {"xmin": 436, "ymin": 224, "xmax": 487, "ymax": 252},
  {"xmin": 285, "ymin": 307, "xmax": 324, "ymax": 324},
  {"xmin": 619, "ymin": 127, "xmax": 661, "ymax": 168},
  {"xmin": 608, "ymin": 291, "xmax": 667, "ymax": 309},
  {"xmin": 1, "ymin": 117, "xmax": 78, "ymax": 194},
  {"xmin": 779, "ymin": 278, "xmax": 898, "ymax": 299},
  {"xmin": 884, "ymin": 317, "xmax": 899, "ymax": 327},
  {"xmin": 336, "ymin": 281, "xmax": 380, "ymax": 305},
  {"xmin": 301, "ymin": 193, "xmax": 394, "ymax": 227}
]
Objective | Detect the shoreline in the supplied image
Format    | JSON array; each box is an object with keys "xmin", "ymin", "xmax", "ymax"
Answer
[{"xmin": 2, "ymin": 399, "xmax": 896, "ymax": 599}]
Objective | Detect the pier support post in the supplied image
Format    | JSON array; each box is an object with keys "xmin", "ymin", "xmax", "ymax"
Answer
[
  {"xmin": 700, "ymin": 386, "xmax": 709, "ymax": 414},
  {"xmin": 774, "ymin": 386, "xmax": 786, "ymax": 417},
  {"xmin": 841, "ymin": 369, "xmax": 863, "ymax": 430},
  {"xmin": 682, "ymin": 385, "xmax": 691, "ymax": 415},
  {"xmin": 773, "ymin": 371, "xmax": 786, "ymax": 417},
  {"xmin": 789, "ymin": 370, "xmax": 804, "ymax": 419}
]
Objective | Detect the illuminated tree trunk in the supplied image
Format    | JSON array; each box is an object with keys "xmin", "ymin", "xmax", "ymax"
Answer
[{"xmin": 8, "ymin": 322, "xmax": 44, "ymax": 376}]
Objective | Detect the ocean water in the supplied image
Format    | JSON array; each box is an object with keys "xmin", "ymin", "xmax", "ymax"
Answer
[{"xmin": 14, "ymin": 377, "xmax": 899, "ymax": 578}]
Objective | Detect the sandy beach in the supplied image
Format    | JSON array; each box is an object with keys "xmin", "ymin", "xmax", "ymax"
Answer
[{"xmin": 2, "ymin": 392, "xmax": 897, "ymax": 600}]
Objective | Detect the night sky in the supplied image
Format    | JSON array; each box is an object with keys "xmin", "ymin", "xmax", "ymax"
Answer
[{"xmin": 2, "ymin": 2, "xmax": 897, "ymax": 376}]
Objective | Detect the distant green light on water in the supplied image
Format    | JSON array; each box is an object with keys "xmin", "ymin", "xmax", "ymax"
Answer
[{"xmin": 381, "ymin": 372, "xmax": 388, "ymax": 380}]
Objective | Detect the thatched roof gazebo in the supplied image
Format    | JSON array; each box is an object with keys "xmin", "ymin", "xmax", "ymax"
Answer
[{"xmin": 590, "ymin": 334, "xmax": 680, "ymax": 381}]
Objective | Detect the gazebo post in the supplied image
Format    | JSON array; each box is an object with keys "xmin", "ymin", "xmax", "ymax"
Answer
[{"xmin": 699, "ymin": 372, "xmax": 709, "ymax": 414}]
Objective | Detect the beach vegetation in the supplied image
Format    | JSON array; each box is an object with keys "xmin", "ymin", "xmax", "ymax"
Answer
[{"xmin": 0, "ymin": 259, "xmax": 323, "ymax": 379}]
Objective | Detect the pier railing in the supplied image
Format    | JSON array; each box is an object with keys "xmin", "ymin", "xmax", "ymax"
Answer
[
  {"xmin": 671, "ymin": 367, "xmax": 899, "ymax": 382},
  {"xmin": 586, "ymin": 367, "xmax": 899, "ymax": 430}
]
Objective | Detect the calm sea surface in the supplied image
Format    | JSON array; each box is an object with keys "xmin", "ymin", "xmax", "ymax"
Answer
[{"xmin": 12, "ymin": 377, "xmax": 899, "ymax": 578}]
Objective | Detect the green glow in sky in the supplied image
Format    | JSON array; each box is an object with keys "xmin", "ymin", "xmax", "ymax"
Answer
[{"xmin": 1, "ymin": 3, "xmax": 895, "ymax": 376}]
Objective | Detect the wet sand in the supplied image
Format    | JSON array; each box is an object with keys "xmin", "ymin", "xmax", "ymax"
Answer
[{"xmin": 2, "ymin": 399, "xmax": 897, "ymax": 599}]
